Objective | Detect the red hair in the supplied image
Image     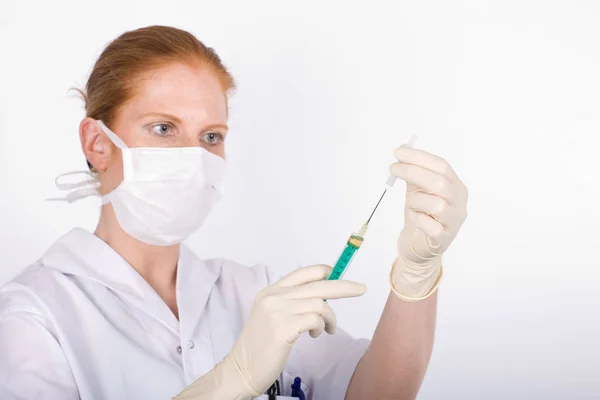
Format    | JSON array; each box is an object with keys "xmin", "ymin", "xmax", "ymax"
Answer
[{"xmin": 74, "ymin": 25, "xmax": 235, "ymax": 128}]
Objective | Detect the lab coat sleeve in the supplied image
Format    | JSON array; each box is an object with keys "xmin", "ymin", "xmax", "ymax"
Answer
[
  {"xmin": 0, "ymin": 306, "xmax": 79, "ymax": 400},
  {"xmin": 264, "ymin": 267, "xmax": 370, "ymax": 400}
]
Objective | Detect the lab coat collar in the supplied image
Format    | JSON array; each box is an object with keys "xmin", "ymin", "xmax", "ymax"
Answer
[
  {"xmin": 176, "ymin": 246, "xmax": 222, "ymax": 341},
  {"xmin": 39, "ymin": 228, "xmax": 221, "ymax": 336},
  {"xmin": 40, "ymin": 228, "xmax": 147, "ymax": 298}
]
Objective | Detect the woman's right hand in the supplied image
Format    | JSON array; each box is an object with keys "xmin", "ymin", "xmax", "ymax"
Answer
[{"xmin": 173, "ymin": 265, "xmax": 366, "ymax": 400}]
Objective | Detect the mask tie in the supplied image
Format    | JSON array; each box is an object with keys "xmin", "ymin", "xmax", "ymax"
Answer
[{"xmin": 46, "ymin": 170, "xmax": 101, "ymax": 203}]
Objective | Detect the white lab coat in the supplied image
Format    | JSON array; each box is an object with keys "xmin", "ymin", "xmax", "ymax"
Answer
[{"xmin": 0, "ymin": 228, "xmax": 369, "ymax": 400}]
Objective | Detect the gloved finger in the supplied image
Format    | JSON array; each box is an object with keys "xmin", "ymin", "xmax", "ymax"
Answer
[
  {"xmin": 308, "ymin": 317, "xmax": 326, "ymax": 338},
  {"xmin": 390, "ymin": 163, "xmax": 454, "ymax": 204},
  {"xmin": 393, "ymin": 146, "xmax": 460, "ymax": 183},
  {"xmin": 406, "ymin": 208, "xmax": 449, "ymax": 244},
  {"xmin": 273, "ymin": 264, "xmax": 333, "ymax": 288},
  {"xmin": 283, "ymin": 279, "xmax": 366, "ymax": 300},
  {"xmin": 289, "ymin": 298, "xmax": 337, "ymax": 335},
  {"xmin": 405, "ymin": 190, "xmax": 452, "ymax": 227},
  {"xmin": 292, "ymin": 313, "xmax": 326, "ymax": 341}
]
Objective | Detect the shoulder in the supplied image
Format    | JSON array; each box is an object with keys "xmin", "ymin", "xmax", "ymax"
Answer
[
  {"xmin": 0, "ymin": 267, "xmax": 78, "ymax": 400},
  {"xmin": 0, "ymin": 265, "xmax": 61, "ymax": 364},
  {"xmin": 0, "ymin": 228, "xmax": 99, "ymax": 319},
  {"xmin": 0, "ymin": 263, "xmax": 57, "ymax": 320}
]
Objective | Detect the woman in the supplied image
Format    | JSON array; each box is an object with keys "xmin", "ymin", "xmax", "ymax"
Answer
[{"xmin": 0, "ymin": 26, "xmax": 468, "ymax": 399}]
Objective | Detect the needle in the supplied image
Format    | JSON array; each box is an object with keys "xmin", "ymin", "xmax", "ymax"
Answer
[
  {"xmin": 367, "ymin": 188, "xmax": 387, "ymax": 224},
  {"xmin": 359, "ymin": 134, "xmax": 418, "ymax": 237}
]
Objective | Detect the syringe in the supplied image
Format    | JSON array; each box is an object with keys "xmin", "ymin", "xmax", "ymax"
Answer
[{"xmin": 327, "ymin": 135, "xmax": 418, "ymax": 281}]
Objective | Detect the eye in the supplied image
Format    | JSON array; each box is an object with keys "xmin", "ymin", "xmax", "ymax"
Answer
[
  {"xmin": 151, "ymin": 123, "xmax": 174, "ymax": 137},
  {"xmin": 202, "ymin": 132, "xmax": 223, "ymax": 145}
]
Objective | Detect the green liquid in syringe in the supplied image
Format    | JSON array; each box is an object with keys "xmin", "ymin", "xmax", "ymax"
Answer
[{"xmin": 327, "ymin": 234, "xmax": 364, "ymax": 280}]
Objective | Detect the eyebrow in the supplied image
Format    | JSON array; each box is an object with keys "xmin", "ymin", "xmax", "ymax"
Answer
[
  {"xmin": 139, "ymin": 112, "xmax": 183, "ymax": 124},
  {"xmin": 138, "ymin": 112, "xmax": 229, "ymax": 131}
]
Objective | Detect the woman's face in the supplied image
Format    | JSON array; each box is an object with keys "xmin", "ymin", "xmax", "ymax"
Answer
[{"xmin": 82, "ymin": 62, "xmax": 229, "ymax": 194}]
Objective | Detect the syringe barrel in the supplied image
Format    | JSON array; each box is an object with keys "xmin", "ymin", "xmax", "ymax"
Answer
[{"xmin": 327, "ymin": 233, "xmax": 364, "ymax": 281}]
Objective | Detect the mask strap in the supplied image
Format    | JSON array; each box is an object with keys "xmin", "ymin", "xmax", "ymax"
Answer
[
  {"xmin": 53, "ymin": 170, "xmax": 100, "ymax": 190},
  {"xmin": 97, "ymin": 120, "xmax": 128, "ymax": 149},
  {"xmin": 46, "ymin": 121, "xmax": 125, "ymax": 205},
  {"xmin": 46, "ymin": 171, "xmax": 101, "ymax": 203},
  {"xmin": 47, "ymin": 187, "xmax": 102, "ymax": 203},
  {"xmin": 101, "ymin": 189, "xmax": 116, "ymax": 205}
]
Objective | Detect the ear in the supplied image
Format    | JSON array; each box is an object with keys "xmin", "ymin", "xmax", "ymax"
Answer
[{"xmin": 79, "ymin": 117, "xmax": 112, "ymax": 172}]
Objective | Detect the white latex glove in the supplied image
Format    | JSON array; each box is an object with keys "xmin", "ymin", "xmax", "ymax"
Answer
[
  {"xmin": 388, "ymin": 145, "xmax": 468, "ymax": 301},
  {"xmin": 172, "ymin": 265, "xmax": 366, "ymax": 400}
]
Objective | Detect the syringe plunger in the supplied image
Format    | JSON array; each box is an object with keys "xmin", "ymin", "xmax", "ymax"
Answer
[{"xmin": 385, "ymin": 134, "xmax": 418, "ymax": 187}]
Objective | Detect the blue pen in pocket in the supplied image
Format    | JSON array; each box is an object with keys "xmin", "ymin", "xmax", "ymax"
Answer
[{"xmin": 291, "ymin": 377, "xmax": 306, "ymax": 400}]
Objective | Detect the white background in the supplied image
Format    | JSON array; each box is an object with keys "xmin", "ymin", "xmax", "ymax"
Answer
[{"xmin": 1, "ymin": 1, "xmax": 599, "ymax": 399}]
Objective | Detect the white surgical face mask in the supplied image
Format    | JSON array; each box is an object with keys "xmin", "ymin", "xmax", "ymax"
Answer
[{"xmin": 50, "ymin": 120, "xmax": 226, "ymax": 246}]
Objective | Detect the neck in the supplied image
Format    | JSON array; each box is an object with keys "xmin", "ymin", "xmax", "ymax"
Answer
[{"xmin": 94, "ymin": 204, "xmax": 180, "ymax": 290}]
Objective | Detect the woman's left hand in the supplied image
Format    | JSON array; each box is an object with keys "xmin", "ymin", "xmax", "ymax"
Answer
[{"xmin": 388, "ymin": 144, "xmax": 468, "ymax": 300}]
